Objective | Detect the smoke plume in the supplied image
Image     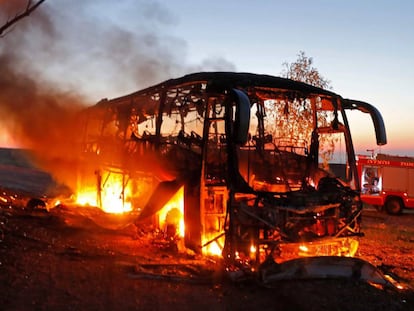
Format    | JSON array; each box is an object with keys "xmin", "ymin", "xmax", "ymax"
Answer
[{"xmin": 0, "ymin": 0, "xmax": 235, "ymax": 192}]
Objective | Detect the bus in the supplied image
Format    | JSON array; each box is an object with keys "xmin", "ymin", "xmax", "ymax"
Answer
[{"xmin": 77, "ymin": 72, "xmax": 387, "ymax": 268}]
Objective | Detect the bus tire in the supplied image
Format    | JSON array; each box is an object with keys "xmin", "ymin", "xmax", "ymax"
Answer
[{"xmin": 385, "ymin": 197, "xmax": 403, "ymax": 215}]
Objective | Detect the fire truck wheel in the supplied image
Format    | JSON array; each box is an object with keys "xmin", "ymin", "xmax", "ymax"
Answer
[{"xmin": 385, "ymin": 197, "xmax": 403, "ymax": 215}]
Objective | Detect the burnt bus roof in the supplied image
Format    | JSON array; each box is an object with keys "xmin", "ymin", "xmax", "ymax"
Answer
[
  {"xmin": 96, "ymin": 71, "xmax": 341, "ymax": 106},
  {"xmin": 92, "ymin": 72, "xmax": 387, "ymax": 145}
]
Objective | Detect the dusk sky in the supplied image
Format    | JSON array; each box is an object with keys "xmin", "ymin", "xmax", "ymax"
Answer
[{"xmin": 0, "ymin": 0, "xmax": 413, "ymax": 157}]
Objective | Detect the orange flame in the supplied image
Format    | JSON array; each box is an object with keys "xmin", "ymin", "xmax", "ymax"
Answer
[
  {"xmin": 157, "ymin": 186, "xmax": 184, "ymax": 238},
  {"xmin": 76, "ymin": 175, "xmax": 133, "ymax": 214}
]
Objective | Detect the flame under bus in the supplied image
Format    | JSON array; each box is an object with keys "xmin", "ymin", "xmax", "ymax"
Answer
[{"xmin": 78, "ymin": 72, "xmax": 386, "ymax": 268}]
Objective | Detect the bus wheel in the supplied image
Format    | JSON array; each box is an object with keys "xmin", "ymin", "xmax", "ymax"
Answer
[{"xmin": 385, "ymin": 198, "xmax": 403, "ymax": 215}]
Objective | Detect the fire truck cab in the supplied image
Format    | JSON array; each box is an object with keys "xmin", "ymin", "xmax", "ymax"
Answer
[{"xmin": 357, "ymin": 154, "xmax": 414, "ymax": 214}]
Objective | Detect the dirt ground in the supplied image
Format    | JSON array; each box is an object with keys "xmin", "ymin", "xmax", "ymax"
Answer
[{"xmin": 0, "ymin": 201, "xmax": 414, "ymax": 311}]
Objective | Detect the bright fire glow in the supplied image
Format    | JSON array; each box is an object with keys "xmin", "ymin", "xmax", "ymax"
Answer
[
  {"xmin": 76, "ymin": 188, "xmax": 97, "ymax": 206},
  {"xmin": 202, "ymin": 233, "xmax": 224, "ymax": 257},
  {"xmin": 208, "ymin": 241, "xmax": 223, "ymax": 256},
  {"xmin": 101, "ymin": 181, "xmax": 132, "ymax": 213},
  {"xmin": 250, "ymin": 244, "xmax": 257, "ymax": 254},
  {"xmin": 76, "ymin": 176, "xmax": 133, "ymax": 214},
  {"xmin": 157, "ymin": 186, "xmax": 185, "ymax": 238}
]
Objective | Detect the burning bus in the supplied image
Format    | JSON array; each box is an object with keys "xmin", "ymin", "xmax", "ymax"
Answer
[{"xmin": 76, "ymin": 72, "xmax": 387, "ymax": 269}]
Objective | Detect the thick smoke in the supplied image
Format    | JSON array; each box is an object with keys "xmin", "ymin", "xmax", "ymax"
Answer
[{"xmin": 0, "ymin": 0, "xmax": 235, "ymax": 192}]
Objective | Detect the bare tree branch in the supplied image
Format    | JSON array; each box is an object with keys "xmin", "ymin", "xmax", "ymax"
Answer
[
  {"xmin": 281, "ymin": 51, "xmax": 331, "ymax": 89},
  {"xmin": 0, "ymin": 0, "xmax": 46, "ymax": 37}
]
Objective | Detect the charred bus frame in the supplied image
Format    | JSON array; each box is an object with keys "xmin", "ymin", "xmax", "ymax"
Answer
[{"xmin": 78, "ymin": 72, "xmax": 386, "ymax": 268}]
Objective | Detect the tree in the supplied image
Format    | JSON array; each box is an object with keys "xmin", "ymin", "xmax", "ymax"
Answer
[
  {"xmin": 281, "ymin": 51, "xmax": 331, "ymax": 89},
  {"xmin": 0, "ymin": 0, "xmax": 46, "ymax": 37},
  {"xmin": 264, "ymin": 51, "xmax": 331, "ymax": 141},
  {"xmin": 280, "ymin": 51, "xmax": 341, "ymax": 166},
  {"xmin": 261, "ymin": 51, "xmax": 339, "ymax": 167}
]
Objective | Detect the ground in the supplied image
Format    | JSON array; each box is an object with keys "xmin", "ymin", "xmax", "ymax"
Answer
[
  {"xmin": 0, "ymin": 149, "xmax": 414, "ymax": 311},
  {"xmin": 1, "ymin": 201, "xmax": 414, "ymax": 311}
]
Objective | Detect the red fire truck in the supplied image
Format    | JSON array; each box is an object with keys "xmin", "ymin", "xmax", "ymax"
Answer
[{"xmin": 357, "ymin": 154, "xmax": 414, "ymax": 214}]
